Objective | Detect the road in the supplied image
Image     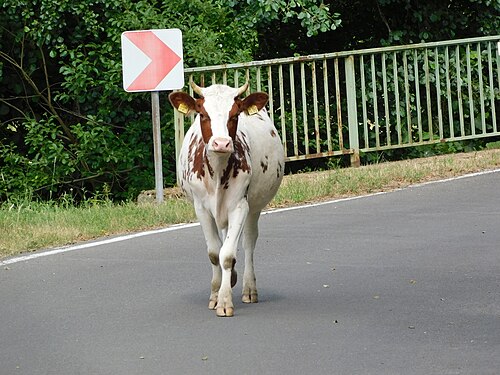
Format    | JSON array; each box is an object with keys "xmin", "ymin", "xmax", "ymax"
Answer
[{"xmin": 1, "ymin": 171, "xmax": 499, "ymax": 375}]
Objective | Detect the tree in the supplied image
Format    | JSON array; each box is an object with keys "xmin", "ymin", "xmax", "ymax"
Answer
[
  {"xmin": 251, "ymin": 0, "xmax": 500, "ymax": 58},
  {"xmin": 220, "ymin": 0, "xmax": 342, "ymax": 37},
  {"xmin": 0, "ymin": 0, "xmax": 257, "ymax": 201}
]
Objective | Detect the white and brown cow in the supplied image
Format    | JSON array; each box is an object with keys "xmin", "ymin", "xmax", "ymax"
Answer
[{"xmin": 169, "ymin": 82, "xmax": 284, "ymax": 317}]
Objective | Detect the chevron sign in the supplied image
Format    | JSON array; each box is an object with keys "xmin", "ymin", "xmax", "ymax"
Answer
[{"xmin": 121, "ymin": 29, "xmax": 184, "ymax": 92}]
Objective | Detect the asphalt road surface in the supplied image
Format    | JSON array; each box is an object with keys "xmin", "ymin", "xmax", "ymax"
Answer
[{"xmin": 1, "ymin": 171, "xmax": 499, "ymax": 375}]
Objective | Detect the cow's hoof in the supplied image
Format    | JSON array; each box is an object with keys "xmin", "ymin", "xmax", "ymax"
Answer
[
  {"xmin": 216, "ymin": 306, "xmax": 234, "ymax": 317},
  {"xmin": 242, "ymin": 293, "xmax": 258, "ymax": 304},
  {"xmin": 208, "ymin": 299, "xmax": 217, "ymax": 310}
]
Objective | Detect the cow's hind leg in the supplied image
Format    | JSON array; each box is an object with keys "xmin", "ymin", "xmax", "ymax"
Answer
[{"xmin": 242, "ymin": 211, "xmax": 260, "ymax": 304}]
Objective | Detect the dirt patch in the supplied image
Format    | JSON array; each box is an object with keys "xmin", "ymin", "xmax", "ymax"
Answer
[{"xmin": 137, "ymin": 186, "xmax": 185, "ymax": 204}]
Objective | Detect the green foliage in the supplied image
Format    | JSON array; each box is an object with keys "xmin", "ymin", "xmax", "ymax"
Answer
[
  {"xmin": 224, "ymin": 0, "xmax": 341, "ymax": 37},
  {"xmin": 376, "ymin": 0, "xmax": 500, "ymax": 46},
  {"xmin": 1, "ymin": 0, "xmax": 498, "ymax": 203},
  {"xmin": 486, "ymin": 141, "xmax": 500, "ymax": 150},
  {"xmin": 0, "ymin": 0, "xmax": 257, "ymax": 201},
  {"xmin": 253, "ymin": 0, "xmax": 500, "ymax": 58},
  {"xmin": 361, "ymin": 138, "xmax": 494, "ymax": 165}
]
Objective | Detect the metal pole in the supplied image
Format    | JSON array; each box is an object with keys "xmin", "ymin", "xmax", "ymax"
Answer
[{"xmin": 151, "ymin": 91, "xmax": 164, "ymax": 204}]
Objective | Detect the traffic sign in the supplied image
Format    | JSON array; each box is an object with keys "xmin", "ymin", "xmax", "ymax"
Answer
[{"xmin": 121, "ymin": 29, "xmax": 184, "ymax": 92}]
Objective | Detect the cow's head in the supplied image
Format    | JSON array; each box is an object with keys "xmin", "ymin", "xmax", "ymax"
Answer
[{"xmin": 169, "ymin": 82, "xmax": 268, "ymax": 154}]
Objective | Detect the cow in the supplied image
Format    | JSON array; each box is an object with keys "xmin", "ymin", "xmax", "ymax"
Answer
[{"xmin": 168, "ymin": 82, "xmax": 285, "ymax": 317}]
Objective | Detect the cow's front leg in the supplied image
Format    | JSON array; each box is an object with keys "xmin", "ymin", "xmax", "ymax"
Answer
[
  {"xmin": 216, "ymin": 199, "xmax": 249, "ymax": 317},
  {"xmin": 208, "ymin": 251, "xmax": 222, "ymax": 310},
  {"xmin": 195, "ymin": 204, "xmax": 222, "ymax": 310}
]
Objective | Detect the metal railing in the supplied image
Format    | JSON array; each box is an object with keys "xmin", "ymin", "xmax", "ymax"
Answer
[{"xmin": 174, "ymin": 35, "xmax": 500, "ymax": 166}]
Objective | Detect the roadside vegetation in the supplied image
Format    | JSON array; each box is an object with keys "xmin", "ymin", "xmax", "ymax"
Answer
[
  {"xmin": 2, "ymin": 148, "xmax": 500, "ymax": 260},
  {"xmin": 1, "ymin": 1, "xmax": 499, "ymax": 259}
]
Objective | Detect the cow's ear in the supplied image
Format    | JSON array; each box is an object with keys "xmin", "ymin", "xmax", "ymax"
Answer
[
  {"xmin": 240, "ymin": 92, "xmax": 269, "ymax": 115},
  {"xmin": 169, "ymin": 92, "xmax": 196, "ymax": 115}
]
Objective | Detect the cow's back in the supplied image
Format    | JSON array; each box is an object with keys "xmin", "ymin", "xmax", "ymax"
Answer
[{"xmin": 239, "ymin": 109, "xmax": 284, "ymax": 212}]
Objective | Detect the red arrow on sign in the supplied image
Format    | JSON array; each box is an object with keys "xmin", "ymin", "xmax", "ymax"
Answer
[{"xmin": 124, "ymin": 31, "xmax": 181, "ymax": 91}]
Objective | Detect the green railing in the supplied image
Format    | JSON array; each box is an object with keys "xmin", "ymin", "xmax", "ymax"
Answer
[{"xmin": 174, "ymin": 36, "xmax": 500, "ymax": 166}]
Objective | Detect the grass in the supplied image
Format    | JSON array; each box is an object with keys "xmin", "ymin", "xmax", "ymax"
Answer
[
  {"xmin": 1, "ymin": 148, "xmax": 500, "ymax": 260},
  {"xmin": 0, "ymin": 199, "xmax": 195, "ymax": 259},
  {"xmin": 273, "ymin": 149, "xmax": 500, "ymax": 206}
]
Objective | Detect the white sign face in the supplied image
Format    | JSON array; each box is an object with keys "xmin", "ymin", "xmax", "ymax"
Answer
[{"xmin": 121, "ymin": 29, "xmax": 184, "ymax": 92}]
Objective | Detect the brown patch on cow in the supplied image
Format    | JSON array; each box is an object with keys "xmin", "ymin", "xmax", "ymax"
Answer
[
  {"xmin": 231, "ymin": 268, "xmax": 237, "ymax": 288},
  {"xmin": 277, "ymin": 161, "xmax": 283, "ymax": 178},
  {"xmin": 188, "ymin": 136, "xmax": 213, "ymax": 180},
  {"xmin": 221, "ymin": 258, "xmax": 237, "ymax": 287},
  {"xmin": 221, "ymin": 133, "xmax": 251, "ymax": 189},
  {"xmin": 208, "ymin": 252, "xmax": 219, "ymax": 266},
  {"xmin": 227, "ymin": 101, "xmax": 241, "ymax": 140},
  {"xmin": 223, "ymin": 257, "xmax": 235, "ymax": 270},
  {"xmin": 199, "ymin": 118, "xmax": 212, "ymax": 145},
  {"xmin": 193, "ymin": 98, "xmax": 214, "ymax": 144},
  {"xmin": 261, "ymin": 155, "xmax": 269, "ymax": 173},
  {"xmin": 270, "ymin": 130, "xmax": 277, "ymax": 137},
  {"xmin": 189, "ymin": 136, "xmax": 205, "ymax": 180},
  {"xmin": 206, "ymin": 157, "xmax": 214, "ymax": 178}
]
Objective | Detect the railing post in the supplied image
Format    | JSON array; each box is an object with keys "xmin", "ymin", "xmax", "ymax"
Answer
[
  {"xmin": 174, "ymin": 108, "xmax": 185, "ymax": 186},
  {"xmin": 345, "ymin": 55, "xmax": 361, "ymax": 167}
]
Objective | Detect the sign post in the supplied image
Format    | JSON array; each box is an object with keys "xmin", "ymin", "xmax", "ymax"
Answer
[
  {"xmin": 151, "ymin": 91, "xmax": 163, "ymax": 203},
  {"xmin": 121, "ymin": 29, "xmax": 183, "ymax": 204}
]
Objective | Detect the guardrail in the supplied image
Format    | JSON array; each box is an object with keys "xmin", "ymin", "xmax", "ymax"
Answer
[{"xmin": 174, "ymin": 35, "xmax": 500, "ymax": 167}]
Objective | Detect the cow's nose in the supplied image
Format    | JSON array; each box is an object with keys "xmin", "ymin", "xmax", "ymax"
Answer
[{"xmin": 212, "ymin": 137, "xmax": 233, "ymax": 153}]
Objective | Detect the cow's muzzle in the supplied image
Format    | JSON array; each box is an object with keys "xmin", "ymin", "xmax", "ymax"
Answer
[{"xmin": 211, "ymin": 137, "xmax": 233, "ymax": 153}]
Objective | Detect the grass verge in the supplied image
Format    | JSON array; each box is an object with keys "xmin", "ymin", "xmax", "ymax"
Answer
[
  {"xmin": 273, "ymin": 149, "xmax": 500, "ymax": 207},
  {"xmin": 0, "ymin": 199, "xmax": 195, "ymax": 259},
  {"xmin": 1, "ymin": 149, "xmax": 500, "ymax": 260}
]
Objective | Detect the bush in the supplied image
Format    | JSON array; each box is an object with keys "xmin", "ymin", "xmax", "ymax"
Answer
[{"xmin": 0, "ymin": 0, "xmax": 257, "ymax": 201}]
